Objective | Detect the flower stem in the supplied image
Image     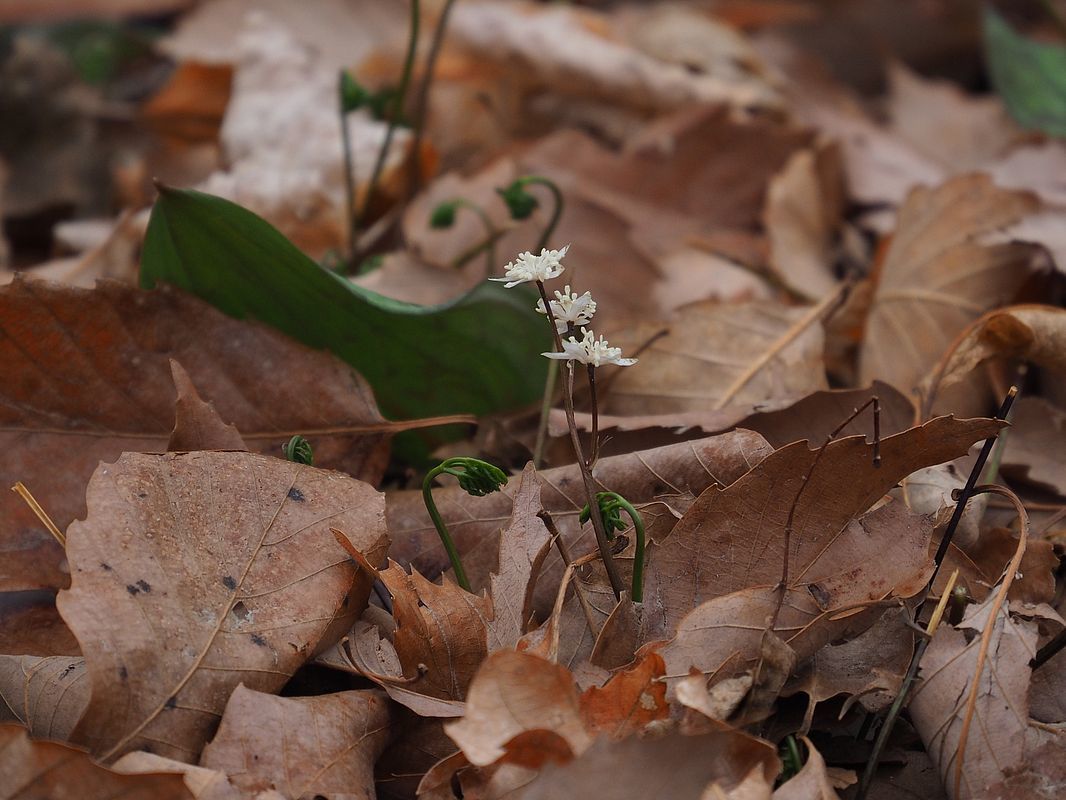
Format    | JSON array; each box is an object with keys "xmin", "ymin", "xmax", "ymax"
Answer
[
  {"xmin": 587, "ymin": 364, "xmax": 599, "ymax": 467},
  {"xmin": 536, "ymin": 280, "xmax": 625, "ymax": 599},
  {"xmin": 600, "ymin": 492, "xmax": 646, "ymax": 602},
  {"xmin": 455, "ymin": 199, "xmax": 498, "ymax": 276},
  {"xmin": 352, "ymin": 0, "xmax": 420, "ymax": 269},
  {"xmin": 532, "ymin": 361, "xmax": 558, "ymax": 468},
  {"xmin": 422, "ymin": 463, "xmax": 471, "ymax": 591},
  {"xmin": 523, "ymin": 176, "xmax": 564, "ymax": 252},
  {"xmin": 408, "ymin": 0, "xmax": 457, "ymax": 196}
]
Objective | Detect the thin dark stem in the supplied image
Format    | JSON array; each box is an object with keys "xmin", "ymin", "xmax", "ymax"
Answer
[
  {"xmin": 769, "ymin": 398, "xmax": 881, "ymax": 630},
  {"xmin": 339, "ymin": 73, "xmax": 358, "ymax": 264},
  {"xmin": 422, "ymin": 463, "xmax": 471, "ymax": 591},
  {"xmin": 536, "ymin": 280, "xmax": 625, "ymax": 599},
  {"xmin": 527, "ymin": 177, "xmax": 564, "ymax": 253},
  {"xmin": 1032, "ymin": 627, "xmax": 1066, "ymax": 669},
  {"xmin": 409, "ymin": 0, "xmax": 457, "ymax": 196},
  {"xmin": 352, "ymin": 0, "xmax": 420, "ymax": 266},
  {"xmin": 917, "ymin": 386, "xmax": 1018, "ymax": 619}
]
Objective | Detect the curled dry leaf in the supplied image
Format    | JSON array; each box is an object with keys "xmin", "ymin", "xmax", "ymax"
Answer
[
  {"xmin": 445, "ymin": 650, "xmax": 591, "ymax": 768},
  {"xmin": 643, "ymin": 416, "xmax": 1002, "ymax": 643},
  {"xmin": 199, "ymin": 685, "xmax": 391, "ymax": 800},
  {"xmin": 387, "ymin": 430, "xmax": 773, "ymax": 593},
  {"xmin": 166, "ymin": 361, "xmax": 247, "ymax": 452},
  {"xmin": 859, "ymin": 174, "xmax": 1043, "ymax": 399},
  {"xmin": 0, "ymin": 655, "xmax": 89, "ymax": 742},
  {"xmin": 57, "ymin": 451, "xmax": 389, "ymax": 762},
  {"xmin": 113, "ymin": 751, "xmax": 242, "ymax": 800},
  {"xmin": 510, "ymin": 728, "xmax": 779, "ymax": 800},
  {"xmin": 922, "ymin": 305, "xmax": 1066, "ymax": 418},
  {"xmin": 0, "ymin": 723, "xmax": 192, "ymax": 800},
  {"xmin": 0, "ymin": 278, "xmax": 399, "ymax": 593},
  {"xmin": 605, "ymin": 300, "xmax": 829, "ymax": 415},
  {"xmin": 909, "ymin": 598, "xmax": 1047, "ymax": 800}
]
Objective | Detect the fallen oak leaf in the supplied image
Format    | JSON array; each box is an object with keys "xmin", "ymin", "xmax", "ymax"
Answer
[
  {"xmin": 198, "ymin": 685, "xmax": 390, "ymax": 800},
  {"xmin": 0, "ymin": 723, "xmax": 192, "ymax": 800},
  {"xmin": 57, "ymin": 451, "xmax": 389, "ymax": 762},
  {"xmin": 578, "ymin": 651, "xmax": 669, "ymax": 741}
]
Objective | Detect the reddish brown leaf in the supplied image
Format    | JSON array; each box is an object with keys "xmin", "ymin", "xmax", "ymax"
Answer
[
  {"xmin": 166, "ymin": 361, "xmax": 246, "ymax": 452},
  {"xmin": 579, "ymin": 651, "xmax": 668, "ymax": 740}
]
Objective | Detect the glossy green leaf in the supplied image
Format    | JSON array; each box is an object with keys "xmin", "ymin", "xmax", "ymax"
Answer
[
  {"xmin": 983, "ymin": 5, "xmax": 1066, "ymax": 136},
  {"xmin": 140, "ymin": 186, "xmax": 549, "ymax": 421}
]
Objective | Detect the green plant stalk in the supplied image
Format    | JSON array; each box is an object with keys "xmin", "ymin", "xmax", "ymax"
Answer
[
  {"xmin": 409, "ymin": 0, "xmax": 458, "ymax": 195},
  {"xmin": 532, "ymin": 361, "xmax": 558, "ymax": 468},
  {"xmin": 522, "ymin": 176, "xmax": 564, "ymax": 252},
  {"xmin": 338, "ymin": 73, "xmax": 358, "ymax": 264},
  {"xmin": 602, "ymin": 492, "xmax": 646, "ymax": 602},
  {"xmin": 352, "ymin": 0, "xmax": 420, "ymax": 267},
  {"xmin": 422, "ymin": 462, "xmax": 471, "ymax": 591}
]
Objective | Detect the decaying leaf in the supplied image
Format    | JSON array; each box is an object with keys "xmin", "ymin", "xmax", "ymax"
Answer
[
  {"xmin": 0, "ymin": 278, "xmax": 400, "ymax": 593},
  {"xmin": 859, "ymin": 175, "xmax": 1043, "ymax": 398},
  {"xmin": 606, "ymin": 300, "xmax": 829, "ymax": 415},
  {"xmin": 0, "ymin": 724, "xmax": 192, "ymax": 800},
  {"xmin": 0, "ymin": 655, "xmax": 89, "ymax": 741},
  {"xmin": 644, "ymin": 416, "xmax": 1002, "ymax": 643},
  {"xmin": 578, "ymin": 651, "xmax": 669, "ymax": 740},
  {"xmin": 57, "ymin": 451, "xmax": 389, "ymax": 762},
  {"xmin": 199, "ymin": 685, "xmax": 390, "ymax": 799}
]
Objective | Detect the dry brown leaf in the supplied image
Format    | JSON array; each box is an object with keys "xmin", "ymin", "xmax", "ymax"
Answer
[
  {"xmin": 57, "ymin": 451, "xmax": 389, "ymax": 762},
  {"xmin": 166, "ymin": 361, "xmax": 247, "ymax": 452},
  {"xmin": 885, "ymin": 62, "xmax": 1024, "ymax": 172},
  {"xmin": 643, "ymin": 416, "xmax": 1002, "ymax": 642},
  {"xmin": 444, "ymin": 650, "xmax": 591, "ymax": 768},
  {"xmin": 0, "ymin": 278, "xmax": 399, "ymax": 593},
  {"xmin": 859, "ymin": 175, "xmax": 1043, "ymax": 398},
  {"xmin": 773, "ymin": 737, "xmax": 849, "ymax": 799},
  {"xmin": 764, "ymin": 140, "xmax": 846, "ymax": 300},
  {"xmin": 901, "ymin": 463, "xmax": 987, "ymax": 549},
  {"xmin": 376, "ymin": 560, "xmax": 492, "ymax": 702},
  {"xmin": 965, "ymin": 528, "xmax": 1059, "ymax": 606},
  {"xmin": 923, "ymin": 306, "xmax": 1066, "ymax": 416},
  {"xmin": 199, "ymin": 685, "xmax": 390, "ymax": 799},
  {"xmin": 578, "ymin": 651, "xmax": 668, "ymax": 741},
  {"xmin": 909, "ymin": 597, "xmax": 1047, "ymax": 800},
  {"xmin": 449, "ymin": 2, "xmax": 782, "ymax": 116},
  {"xmin": 509, "ymin": 728, "xmax": 779, "ymax": 800},
  {"xmin": 606, "ymin": 300, "xmax": 829, "ymax": 415},
  {"xmin": 784, "ymin": 609, "xmax": 914, "ymax": 732},
  {"xmin": 0, "ymin": 723, "xmax": 192, "ymax": 800},
  {"xmin": 485, "ymin": 464, "xmax": 552, "ymax": 650},
  {"xmin": 387, "ymin": 430, "xmax": 773, "ymax": 594},
  {"xmin": 676, "ymin": 669, "xmax": 752, "ymax": 731},
  {"xmin": 0, "ymin": 655, "xmax": 88, "ymax": 742},
  {"xmin": 1002, "ymin": 398, "xmax": 1066, "ymax": 497}
]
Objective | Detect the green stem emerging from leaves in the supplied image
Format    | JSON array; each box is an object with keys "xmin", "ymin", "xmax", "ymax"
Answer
[
  {"xmin": 498, "ymin": 175, "xmax": 564, "ymax": 252},
  {"xmin": 422, "ymin": 457, "xmax": 508, "ymax": 591},
  {"xmin": 353, "ymin": 0, "xmax": 420, "ymax": 267},
  {"xmin": 430, "ymin": 198, "xmax": 498, "ymax": 276},
  {"xmin": 580, "ymin": 491, "xmax": 646, "ymax": 601},
  {"xmin": 409, "ymin": 0, "xmax": 458, "ymax": 196},
  {"xmin": 338, "ymin": 71, "xmax": 360, "ymax": 264}
]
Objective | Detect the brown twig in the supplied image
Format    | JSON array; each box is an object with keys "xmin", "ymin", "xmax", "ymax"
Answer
[{"xmin": 539, "ymin": 509, "xmax": 599, "ymax": 638}]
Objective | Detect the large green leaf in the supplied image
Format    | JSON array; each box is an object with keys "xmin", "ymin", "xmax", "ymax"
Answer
[
  {"xmin": 983, "ymin": 5, "xmax": 1066, "ymax": 136},
  {"xmin": 140, "ymin": 186, "xmax": 549, "ymax": 421}
]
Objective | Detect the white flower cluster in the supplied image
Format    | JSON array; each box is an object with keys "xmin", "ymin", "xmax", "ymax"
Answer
[{"xmin": 491, "ymin": 246, "xmax": 636, "ymax": 368}]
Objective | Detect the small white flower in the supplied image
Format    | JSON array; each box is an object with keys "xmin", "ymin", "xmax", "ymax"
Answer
[
  {"xmin": 542, "ymin": 329, "xmax": 637, "ymax": 367},
  {"xmin": 536, "ymin": 284, "xmax": 597, "ymax": 334},
  {"xmin": 489, "ymin": 244, "xmax": 569, "ymax": 288}
]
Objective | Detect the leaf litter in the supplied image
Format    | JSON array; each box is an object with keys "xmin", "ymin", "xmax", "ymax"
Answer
[{"xmin": 2, "ymin": 2, "xmax": 1066, "ymax": 799}]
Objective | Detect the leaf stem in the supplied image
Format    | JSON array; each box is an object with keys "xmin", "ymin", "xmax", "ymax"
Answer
[
  {"xmin": 353, "ymin": 0, "xmax": 420, "ymax": 267},
  {"xmin": 454, "ymin": 199, "xmax": 498, "ymax": 276},
  {"xmin": 338, "ymin": 71, "xmax": 358, "ymax": 264},
  {"xmin": 409, "ymin": 0, "xmax": 458, "ymax": 196},
  {"xmin": 422, "ymin": 462, "xmax": 471, "ymax": 591},
  {"xmin": 526, "ymin": 177, "xmax": 564, "ymax": 253}
]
